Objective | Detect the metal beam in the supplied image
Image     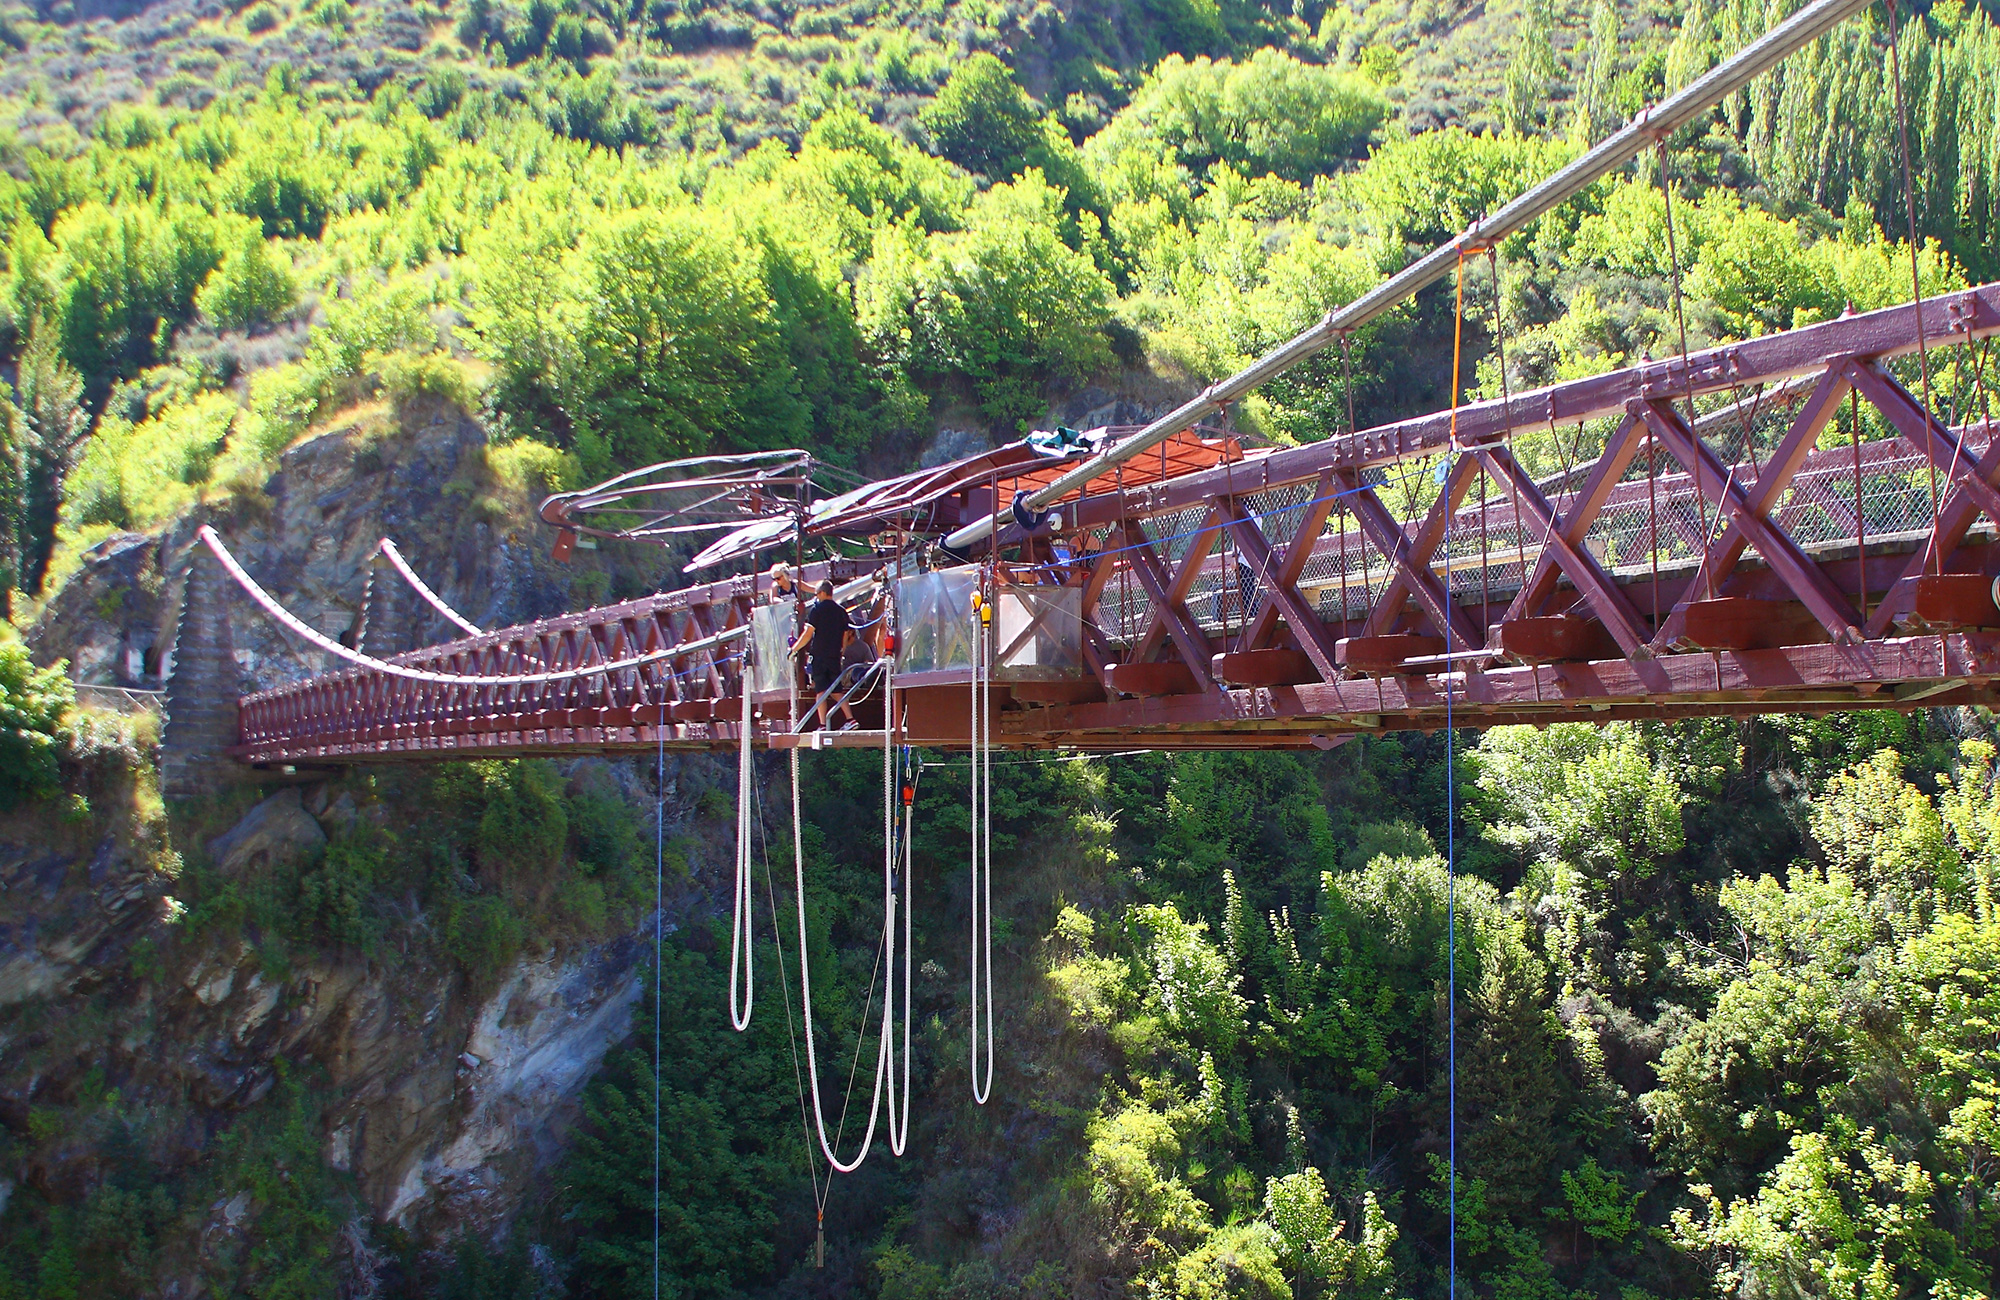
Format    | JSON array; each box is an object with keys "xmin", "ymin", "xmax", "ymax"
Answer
[
  {"xmin": 945, "ymin": 0, "xmax": 1877, "ymax": 553},
  {"xmin": 1061, "ymin": 286, "xmax": 2000, "ymax": 534}
]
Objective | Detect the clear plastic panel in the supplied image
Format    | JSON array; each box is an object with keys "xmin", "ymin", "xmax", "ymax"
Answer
[
  {"xmin": 749, "ymin": 602, "xmax": 795, "ymax": 693},
  {"xmin": 993, "ymin": 586, "xmax": 1082, "ymax": 680},
  {"xmin": 894, "ymin": 568, "xmax": 1084, "ymax": 680},
  {"xmin": 894, "ymin": 568, "xmax": 979, "ymax": 674}
]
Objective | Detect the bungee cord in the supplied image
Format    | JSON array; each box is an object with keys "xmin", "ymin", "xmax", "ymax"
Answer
[
  {"xmin": 652, "ymin": 696, "xmax": 667, "ymax": 1300},
  {"xmin": 886, "ymin": 744, "xmax": 917, "ymax": 1156},
  {"xmin": 787, "ymin": 670, "xmax": 889, "ymax": 1172},
  {"xmin": 1445, "ymin": 249, "xmax": 1465, "ymax": 1300},
  {"xmin": 728, "ymin": 656, "xmax": 755, "ymax": 1032},
  {"xmin": 781, "ymin": 599, "xmax": 914, "ymax": 1173},
  {"xmin": 750, "ymin": 768, "xmax": 833, "ymax": 1253},
  {"xmin": 968, "ymin": 579, "xmax": 997, "ymax": 1105}
]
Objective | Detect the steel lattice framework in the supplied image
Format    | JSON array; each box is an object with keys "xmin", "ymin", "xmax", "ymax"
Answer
[{"xmin": 221, "ymin": 285, "xmax": 2000, "ymax": 764}]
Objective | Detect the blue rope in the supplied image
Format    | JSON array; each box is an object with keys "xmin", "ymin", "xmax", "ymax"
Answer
[{"xmin": 1444, "ymin": 349, "xmax": 1461, "ymax": 1300}]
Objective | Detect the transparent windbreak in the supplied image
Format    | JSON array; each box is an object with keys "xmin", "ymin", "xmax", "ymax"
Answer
[
  {"xmin": 749, "ymin": 602, "xmax": 795, "ymax": 694},
  {"xmin": 991, "ymin": 585, "xmax": 1082, "ymax": 680},
  {"xmin": 894, "ymin": 568, "xmax": 1083, "ymax": 680},
  {"xmin": 894, "ymin": 568, "xmax": 979, "ymax": 674}
]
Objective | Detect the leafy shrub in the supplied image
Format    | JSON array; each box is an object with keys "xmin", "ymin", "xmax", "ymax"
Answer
[
  {"xmin": 1088, "ymin": 49, "xmax": 1389, "ymax": 185},
  {"xmin": 196, "ymin": 226, "xmax": 298, "ymax": 330},
  {"xmin": 444, "ymin": 891, "xmax": 528, "ymax": 979},
  {"xmin": 920, "ymin": 52, "xmax": 1045, "ymax": 178},
  {"xmin": 0, "ymin": 643, "xmax": 72, "ymax": 810},
  {"xmin": 304, "ymin": 276, "xmax": 438, "ymax": 381},
  {"xmin": 859, "ymin": 169, "xmax": 1114, "ymax": 429},
  {"xmin": 299, "ymin": 834, "xmax": 384, "ymax": 945},
  {"xmin": 487, "ymin": 437, "xmax": 581, "ymax": 498},
  {"xmin": 66, "ymin": 392, "xmax": 240, "ymax": 529},
  {"xmin": 470, "ymin": 202, "xmax": 807, "ymax": 474},
  {"xmin": 370, "ymin": 349, "xmax": 479, "ymax": 412}
]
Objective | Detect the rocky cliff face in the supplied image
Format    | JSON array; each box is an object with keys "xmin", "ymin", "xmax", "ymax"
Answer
[
  {"xmin": 4, "ymin": 395, "xmax": 710, "ymax": 1294},
  {"xmin": 0, "ymin": 758, "xmax": 718, "ymax": 1293}
]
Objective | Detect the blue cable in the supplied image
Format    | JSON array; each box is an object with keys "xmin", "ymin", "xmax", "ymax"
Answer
[
  {"xmin": 653, "ymin": 697, "xmax": 666, "ymax": 1300},
  {"xmin": 1444, "ymin": 431, "xmax": 1460, "ymax": 1300}
]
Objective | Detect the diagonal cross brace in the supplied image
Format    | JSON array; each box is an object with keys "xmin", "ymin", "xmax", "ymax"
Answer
[
  {"xmin": 1850, "ymin": 361, "xmax": 2000, "ymax": 635},
  {"xmin": 1133, "ymin": 508, "xmax": 1226, "ymax": 666},
  {"xmin": 1653, "ymin": 368, "xmax": 1852, "ymax": 645},
  {"xmin": 1120, "ymin": 521, "xmax": 1218, "ymax": 691},
  {"xmin": 1848, "ymin": 361, "xmax": 2000, "ymax": 534},
  {"xmin": 1220, "ymin": 500, "xmax": 1343, "ymax": 683},
  {"xmin": 1504, "ymin": 414, "xmax": 1645, "ymax": 621},
  {"xmin": 1361, "ymin": 453, "xmax": 1483, "ymax": 638},
  {"xmin": 1637, "ymin": 400, "xmax": 1861, "ymax": 647},
  {"xmin": 1476, "ymin": 446, "xmax": 1654, "ymax": 657},
  {"xmin": 1240, "ymin": 471, "xmax": 1339, "ymax": 652},
  {"xmin": 1337, "ymin": 468, "xmax": 1483, "ymax": 648}
]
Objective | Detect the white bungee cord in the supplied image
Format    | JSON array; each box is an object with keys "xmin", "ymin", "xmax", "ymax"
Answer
[
  {"xmin": 728, "ymin": 651, "xmax": 755, "ymax": 1032},
  {"xmin": 883, "ymin": 640, "xmax": 912, "ymax": 1156},
  {"xmin": 787, "ymin": 590, "xmax": 911, "ymax": 1173},
  {"xmin": 968, "ymin": 580, "xmax": 996, "ymax": 1105}
]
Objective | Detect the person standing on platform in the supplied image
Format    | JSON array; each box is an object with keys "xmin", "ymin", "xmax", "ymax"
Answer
[{"xmin": 789, "ymin": 579, "xmax": 856, "ymax": 730}]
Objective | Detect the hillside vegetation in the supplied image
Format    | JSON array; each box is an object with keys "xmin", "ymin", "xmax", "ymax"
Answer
[{"xmin": 0, "ymin": 0, "xmax": 1999, "ymax": 1296}]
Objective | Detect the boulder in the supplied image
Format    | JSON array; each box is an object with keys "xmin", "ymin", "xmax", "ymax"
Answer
[{"xmin": 206, "ymin": 788, "xmax": 327, "ymax": 874}]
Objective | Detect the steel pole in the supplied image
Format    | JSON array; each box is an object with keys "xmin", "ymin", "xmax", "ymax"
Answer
[{"xmin": 943, "ymin": 0, "xmax": 1874, "ymax": 551}]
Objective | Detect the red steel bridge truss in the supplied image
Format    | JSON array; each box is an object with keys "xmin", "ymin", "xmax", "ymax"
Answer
[{"xmin": 224, "ymin": 284, "xmax": 2000, "ymax": 765}]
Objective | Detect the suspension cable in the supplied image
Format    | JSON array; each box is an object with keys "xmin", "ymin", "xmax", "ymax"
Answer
[
  {"xmin": 1885, "ymin": 0, "xmax": 1947, "ymax": 575},
  {"xmin": 374, "ymin": 538, "xmax": 483, "ymax": 637}
]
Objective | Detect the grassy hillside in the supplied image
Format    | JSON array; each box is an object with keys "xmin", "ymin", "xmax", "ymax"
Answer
[{"xmin": 0, "ymin": 0, "xmax": 1686, "ymax": 154}]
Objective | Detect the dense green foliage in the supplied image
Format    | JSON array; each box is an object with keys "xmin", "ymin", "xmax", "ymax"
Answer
[
  {"xmin": 503, "ymin": 716, "xmax": 2000, "ymax": 1300},
  {"xmin": 0, "ymin": 639, "xmax": 70, "ymax": 808}
]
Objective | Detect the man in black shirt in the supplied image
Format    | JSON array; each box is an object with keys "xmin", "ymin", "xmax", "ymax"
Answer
[{"xmin": 789, "ymin": 579, "xmax": 855, "ymax": 730}]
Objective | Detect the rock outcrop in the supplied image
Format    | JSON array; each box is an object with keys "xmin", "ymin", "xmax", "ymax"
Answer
[{"xmin": 0, "ymin": 775, "xmax": 674, "ymax": 1289}]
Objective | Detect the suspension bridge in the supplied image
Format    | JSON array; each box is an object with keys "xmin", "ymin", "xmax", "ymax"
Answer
[
  {"xmin": 151, "ymin": 0, "xmax": 2000, "ymax": 777},
  {"xmin": 135, "ymin": 0, "xmax": 2000, "ymax": 1199}
]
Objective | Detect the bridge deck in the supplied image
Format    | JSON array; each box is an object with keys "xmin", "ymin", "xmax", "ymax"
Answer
[{"xmin": 214, "ymin": 285, "xmax": 2000, "ymax": 765}]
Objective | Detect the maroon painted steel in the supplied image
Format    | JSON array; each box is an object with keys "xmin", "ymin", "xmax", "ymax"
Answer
[{"xmin": 229, "ymin": 282, "xmax": 2000, "ymax": 761}]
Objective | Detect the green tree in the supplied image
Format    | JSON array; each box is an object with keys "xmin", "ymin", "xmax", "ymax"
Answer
[
  {"xmin": 0, "ymin": 642, "xmax": 71, "ymax": 809},
  {"xmin": 196, "ymin": 225, "xmax": 298, "ymax": 330},
  {"xmin": 919, "ymin": 52, "xmax": 1045, "ymax": 178},
  {"xmin": 860, "ymin": 170, "xmax": 1114, "ymax": 430},
  {"xmin": 13, "ymin": 316, "xmax": 87, "ymax": 595},
  {"xmin": 1569, "ymin": 0, "xmax": 1625, "ymax": 144},
  {"xmin": 563, "ymin": 942, "xmax": 796, "ymax": 1299},
  {"xmin": 1500, "ymin": 0, "xmax": 1560, "ymax": 136}
]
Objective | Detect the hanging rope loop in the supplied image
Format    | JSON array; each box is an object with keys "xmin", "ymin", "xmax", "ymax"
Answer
[
  {"xmin": 728, "ymin": 637, "xmax": 756, "ymax": 1032},
  {"xmin": 969, "ymin": 566, "xmax": 997, "ymax": 1105}
]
